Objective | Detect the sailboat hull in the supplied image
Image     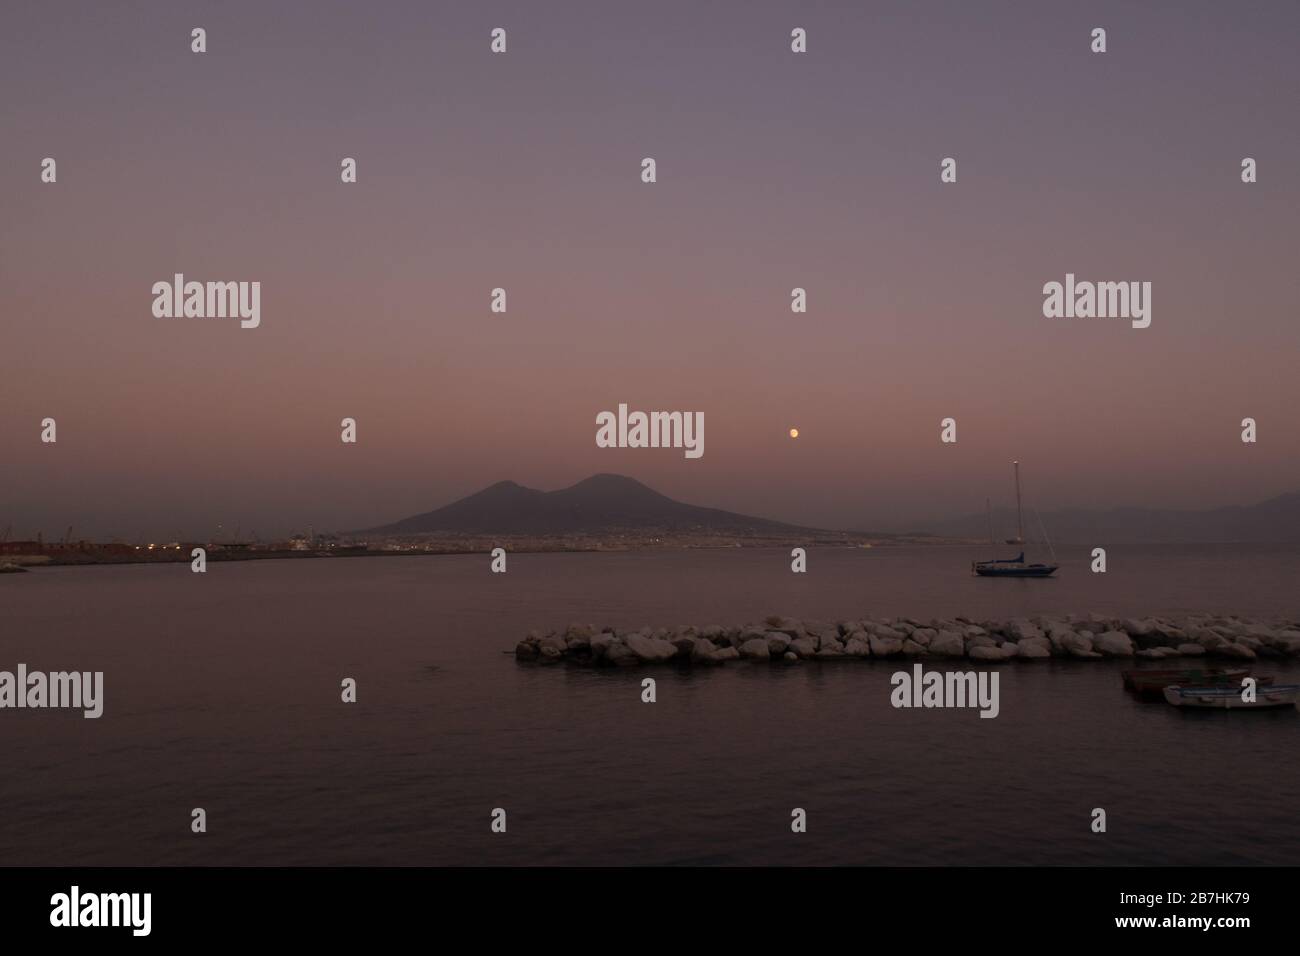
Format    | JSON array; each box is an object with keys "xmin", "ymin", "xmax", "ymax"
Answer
[{"xmin": 973, "ymin": 563, "xmax": 1058, "ymax": 577}]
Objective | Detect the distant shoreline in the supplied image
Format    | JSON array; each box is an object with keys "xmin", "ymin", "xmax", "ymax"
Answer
[
  {"xmin": 1, "ymin": 535, "xmax": 956, "ymax": 569},
  {"xmin": 5, "ymin": 536, "xmax": 1293, "ymax": 571}
]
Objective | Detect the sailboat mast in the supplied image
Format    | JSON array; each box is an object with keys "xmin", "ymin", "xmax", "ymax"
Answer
[
  {"xmin": 1013, "ymin": 460, "xmax": 1023, "ymax": 544},
  {"xmin": 986, "ymin": 497, "xmax": 994, "ymax": 551}
]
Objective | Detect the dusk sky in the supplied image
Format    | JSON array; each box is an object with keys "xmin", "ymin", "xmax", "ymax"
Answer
[{"xmin": 3, "ymin": 1, "xmax": 1297, "ymax": 540}]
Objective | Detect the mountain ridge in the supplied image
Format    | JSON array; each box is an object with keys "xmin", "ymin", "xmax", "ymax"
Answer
[
  {"xmin": 360, "ymin": 476, "xmax": 1300, "ymax": 544},
  {"xmin": 360, "ymin": 473, "xmax": 818, "ymax": 536}
]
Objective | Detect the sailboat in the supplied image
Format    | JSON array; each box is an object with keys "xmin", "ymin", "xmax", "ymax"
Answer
[{"xmin": 972, "ymin": 461, "xmax": 1059, "ymax": 578}]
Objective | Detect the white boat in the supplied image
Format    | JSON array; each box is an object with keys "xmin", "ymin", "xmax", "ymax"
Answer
[{"xmin": 1163, "ymin": 683, "xmax": 1300, "ymax": 710}]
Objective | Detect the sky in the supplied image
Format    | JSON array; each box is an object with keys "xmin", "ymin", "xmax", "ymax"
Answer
[{"xmin": 2, "ymin": 0, "xmax": 1298, "ymax": 540}]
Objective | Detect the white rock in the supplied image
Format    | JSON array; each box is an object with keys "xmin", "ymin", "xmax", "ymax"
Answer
[
  {"xmin": 1083, "ymin": 614, "xmax": 1113, "ymax": 632},
  {"xmin": 1017, "ymin": 638, "xmax": 1052, "ymax": 659},
  {"xmin": 691, "ymin": 638, "xmax": 723, "ymax": 663},
  {"xmin": 739, "ymin": 638, "xmax": 771, "ymax": 661},
  {"xmin": 625, "ymin": 633, "xmax": 677, "ymax": 663},
  {"xmin": 1007, "ymin": 619, "xmax": 1044, "ymax": 642},
  {"xmin": 669, "ymin": 635, "xmax": 696, "ymax": 657},
  {"xmin": 1270, "ymin": 637, "xmax": 1300, "ymax": 657},
  {"xmin": 1061, "ymin": 633, "xmax": 1099, "ymax": 659},
  {"xmin": 1094, "ymin": 631, "xmax": 1135, "ymax": 657},
  {"xmin": 929, "ymin": 632, "xmax": 966, "ymax": 657},
  {"xmin": 590, "ymin": 632, "xmax": 616, "ymax": 660},
  {"xmin": 606, "ymin": 642, "xmax": 639, "ymax": 666},
  {"xmin": 565, "ymin": 622, "xmax": 595, "ymax": 641},
  {"xmin": 844, "ymin": 637, "xmax": 872, "ymax": 657},
  {"xmin": 765, "ymin": 631, "xmax": 791, "ymax": 655},
  {"xmin": 869, "ymin": 635, "xmax": 904, "ymax": 658},
  {"xmin": 789, "ymin": 637, "xmax": 817, "ymax": 659}
]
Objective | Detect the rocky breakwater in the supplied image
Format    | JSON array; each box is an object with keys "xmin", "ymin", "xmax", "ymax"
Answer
[{"xmin": 514, "ymin": 614, "xmax": 1300, "ymax": 666}]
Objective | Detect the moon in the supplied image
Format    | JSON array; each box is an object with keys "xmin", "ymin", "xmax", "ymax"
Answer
[{"xmin": 789, "ymin": 428, "xmax": 799, "ymax": 439}]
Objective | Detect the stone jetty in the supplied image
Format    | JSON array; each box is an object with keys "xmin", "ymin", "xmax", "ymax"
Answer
[{"xmin": 514, "ymin": 614, "xmax": 1300, "ymax": 666}]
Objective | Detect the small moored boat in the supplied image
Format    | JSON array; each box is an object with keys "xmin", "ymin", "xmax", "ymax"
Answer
[
  {"xmin": 1163, "ymin": 683, "xmax": 1300, "ymax": 710},
  {"xmin": 1122, "ymin": 667, "xmax": 1254, "ymax": 698},
  {"xmin": 973, "ymin": 552, "xmax": 1058, "ymax": 577}
]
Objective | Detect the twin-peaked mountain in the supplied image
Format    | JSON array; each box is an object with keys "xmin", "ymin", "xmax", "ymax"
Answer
[{"xmin": 362, "ymin": 474, "xmax": 812, "ymax": 536}]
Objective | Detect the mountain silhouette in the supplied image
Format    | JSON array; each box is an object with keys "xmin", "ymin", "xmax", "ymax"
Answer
[{"xmin": 361, "ymin": 474, "xmax": 814, "ymax": 536}]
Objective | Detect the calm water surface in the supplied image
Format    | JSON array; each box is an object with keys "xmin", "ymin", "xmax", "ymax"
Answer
[{"xmin": 2, "ymin": 544, "xmax": 1298, "ymax": 865}]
